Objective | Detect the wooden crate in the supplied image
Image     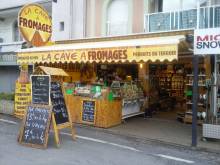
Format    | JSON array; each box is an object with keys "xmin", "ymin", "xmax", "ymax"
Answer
[
  {"xmin": 184, "ymin": 115, "xmax": 203, "ymax": 125},
  {"xmin": 65, "ymin": 95, "xmax": 82, "ymax": 124},
  {"xmin": 95, "ymin": 99, "xmax": 122, "ymax": 128}
]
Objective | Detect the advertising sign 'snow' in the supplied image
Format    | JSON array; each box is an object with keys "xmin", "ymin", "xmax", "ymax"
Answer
[{"xmin": 194, "ymin": 28, "xmax": 220, "ymax": 55}]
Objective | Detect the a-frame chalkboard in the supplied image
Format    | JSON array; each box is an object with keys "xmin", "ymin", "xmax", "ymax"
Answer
[
  {"xmin": 18, "ymin": 104, "xmax": 52, "ymax": 149},
  {"xmin": 50, "ymin": 82, "xmax": 69, "ymax": 124},
  {"xmin": 50, "ymin": 82, "xmax": 76, "ymax": 147}
]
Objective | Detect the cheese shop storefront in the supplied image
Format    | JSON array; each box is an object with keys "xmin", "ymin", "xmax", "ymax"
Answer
[{"xmin": 16, "ymin": 35, "xmax": 184, "ymax": 128}]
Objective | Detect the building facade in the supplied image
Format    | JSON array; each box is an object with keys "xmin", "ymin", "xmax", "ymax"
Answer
[
  {"xmin": 1, "ymin": 0, "xmax": 220, "ymax": 93},
  {"xmin": 53, "ymin": 0, "xmax": 220, "ymax": 39},
  {"xmin": 0, "ymin": 0, "xmax": 52, "ymax": 92}
]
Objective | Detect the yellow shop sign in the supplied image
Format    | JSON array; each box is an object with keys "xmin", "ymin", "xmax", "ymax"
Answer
[
  {"xmin": 18, "ymin": 4, "xmax": 52, "ymax": 47},
  {"xmin": 17, "ymin": 44, "xmax": 178, "ymax": 64}
]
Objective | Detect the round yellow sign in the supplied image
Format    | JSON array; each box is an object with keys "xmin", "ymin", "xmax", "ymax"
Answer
[{"xmin": 18, "ymin": 4, "xmax": 52, "ymax": 47}]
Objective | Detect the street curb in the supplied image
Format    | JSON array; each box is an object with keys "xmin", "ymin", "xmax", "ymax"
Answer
[{"xmin": 75, "ymin": 123, "xmax": 220, "ymax": 155}]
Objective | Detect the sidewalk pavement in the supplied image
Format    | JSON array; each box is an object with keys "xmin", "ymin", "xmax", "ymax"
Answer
[{"xmin": 76, "ymin": 116, "xmax": 220, "ymax": 154}]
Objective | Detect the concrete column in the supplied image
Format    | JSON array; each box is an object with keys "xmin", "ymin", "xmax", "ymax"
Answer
[{"xmin": 138, "ymin": 63, "xmax": 149, "ymax": 97}]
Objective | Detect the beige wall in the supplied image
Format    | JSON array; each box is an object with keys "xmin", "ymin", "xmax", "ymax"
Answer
[
  {"xmin": 85, "ymin": 0, "xmax": 103, "ymax": 37},
  {"xmin": 95, "ymin": 0, "xmax": 103, "ymax": 37},
  {"xmin": 86, "ymin": 0, "xmax": 92, "ymax": 37},
  {"xmin": 85, "ymin": 0, "xmax": 148, "ymax": 37},
  {"xmin": 132, "ymin": 0, "xmax": 144, "ymax": 33}
]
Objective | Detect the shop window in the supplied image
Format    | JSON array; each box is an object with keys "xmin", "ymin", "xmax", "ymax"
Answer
[
  {"xmin": 106, "ymin": 0, "xmax": 128, "ymax": 36},
  {"xmin": 60, "ymin": 22, "xmax": 64, "ymax": 31},
  {"xmin": 13, "ymin": 20, "xmax": 23, "ymax": 42}
]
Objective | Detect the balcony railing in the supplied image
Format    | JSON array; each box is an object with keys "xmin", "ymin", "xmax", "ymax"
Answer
[
  {"xmin": 0, "ymin": 42, "xmax": 23, "ymax": 52},
  {"xmin": 0, "ymin": 53, "xmax": 17, "ymax": 65},
  {"xmin": 0, "ymin": 42, "xmax": 22, "ymax": 65},
  {"xmin": 145, "ymin": 5, "xmax": 220, "ymax": 32}
]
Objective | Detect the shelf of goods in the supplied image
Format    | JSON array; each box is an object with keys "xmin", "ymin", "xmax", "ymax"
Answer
[
  {"xmin": 171, "ymin": 74, "xmax": 184, "ymax": 97},
  {"xmin": 184, "ymin": 73, "xmax": 207, "ymax": 124},
  {"xmin": 152, "ymin": 72, "xmax": 185, "ymax": 97},
  {"xmin": 111, "ymin": 81, "xmax": 145, "ymax": 119}
]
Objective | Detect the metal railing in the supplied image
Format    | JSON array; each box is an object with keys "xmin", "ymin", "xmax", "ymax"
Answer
[
  {"xmin": 0, "ymin": 53, "xmax": 17, "ymax": 65},
  {"xmin": 0, "ymin": 42, "xmax": 22, "ymax": 65},
  {"xmin": 145, "ymin": 5, "xmax": 220, "ymax": 32},
  {"xmin": 0, "ymin": 41, "xmax": 23, "ymax": 52}
]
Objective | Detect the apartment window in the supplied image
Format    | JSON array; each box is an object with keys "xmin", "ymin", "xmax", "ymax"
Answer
[
  {"xmin": 60, "ymin": 22, "xmax": 64, "ymax": 31},
  {"xmin": 107, "ymin": 0, "xmax": 128, "ymax": 36},
  {"xmin": 213, "ymin": 0, "xmax": 220, "ymax": 5},
  {"xmin": 181, "ymin": 0, "xmax": 197, "ymax": 9},
  {"xmin": 13, "ymin": 20, "xmax": 22, "ymax": 42}
]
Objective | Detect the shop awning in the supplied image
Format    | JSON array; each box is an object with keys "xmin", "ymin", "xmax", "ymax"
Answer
[
  {"xmin": 34, "ymin": 66, "xmax": 69, "ymax": 76},
  {"xmin": 16, "ymin": 35, "xmax": 185, "ymax": 64}
]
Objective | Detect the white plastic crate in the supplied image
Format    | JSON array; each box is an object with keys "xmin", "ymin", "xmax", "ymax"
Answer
[
  {"xmin": 203, "ymin": 124, "xmax": 220, "ymax": 139},
  {"xmin": 0, "ymin": 100, "xmax": 14, "ymax": 115}
]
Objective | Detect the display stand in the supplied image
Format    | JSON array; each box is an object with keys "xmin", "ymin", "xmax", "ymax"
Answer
[
  {"xmin": 203, "ymin": 56, "xmax": 220, "ymax": 140},
  {"xmin": 184, "ymin": 64, "xmax": 207, "ymax": 124}
]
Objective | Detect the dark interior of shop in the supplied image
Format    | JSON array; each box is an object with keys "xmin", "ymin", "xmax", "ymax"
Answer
[{"xmin": 96, "ymin": 64, "xmax": 138, "ymax": 86}]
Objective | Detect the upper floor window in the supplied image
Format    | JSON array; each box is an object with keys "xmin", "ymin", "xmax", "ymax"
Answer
[
  {"xmin": 213, "ymin": 0, "xmax": 220, "ymax": 5},
  {"xmin": 13, "ymin": 20, "xmax": 23, "ymax": 42},
  {"xmin": 106, "ymin": 0, "xmax": 128, "ymax": 36},
  {"xmin": 162, "ymin": 0, "xmax": 197, "ymax": 12}
]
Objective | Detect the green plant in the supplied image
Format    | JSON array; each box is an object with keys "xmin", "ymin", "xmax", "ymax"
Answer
[{"xmin": 0, "ymin": 93, "xmax": 14, "ymax": 101}]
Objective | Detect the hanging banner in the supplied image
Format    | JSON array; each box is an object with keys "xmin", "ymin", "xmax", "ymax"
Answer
[
  {"xmin": 194, "ymin": 28, "xmax": 220, "ymax": 55},
  {"xmin": 14, "ymin": 82, "xmax": 31, "ymax": 119},
  {"xmin": 17, "ymin": 44, "xmax": 178, "ymax": 64},
  {"xmin": 18, "ymin": 4, "xmax": 52, "ymax": 47}
]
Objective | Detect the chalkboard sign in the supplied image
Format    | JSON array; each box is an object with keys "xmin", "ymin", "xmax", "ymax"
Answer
[
  {"xmin": 31, "ymin": 75, "xmax": 50, "ymax": 105},
  {"xmin": 50, "ymin": 82, "xmax": 69, "ymax": 125},
  {"xmin": 82, "ymin": 100, "xmax": 96, "ymax": 123},
  {"xmin": 19, "ymin": 104, "xmax": 52, "ymax": 149}
]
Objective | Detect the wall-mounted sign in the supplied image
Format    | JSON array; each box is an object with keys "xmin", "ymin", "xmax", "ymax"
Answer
[
  {"xmin": 194, "ymin": 28, "xmax": 220, "ymax": 55},
  {"xmin": 18, "ymin": 4, "xmax": 52, "ymax": 47},
  {"xmin": 81, "ymin": 100, "xmax": 96, "ymax": 124}
]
